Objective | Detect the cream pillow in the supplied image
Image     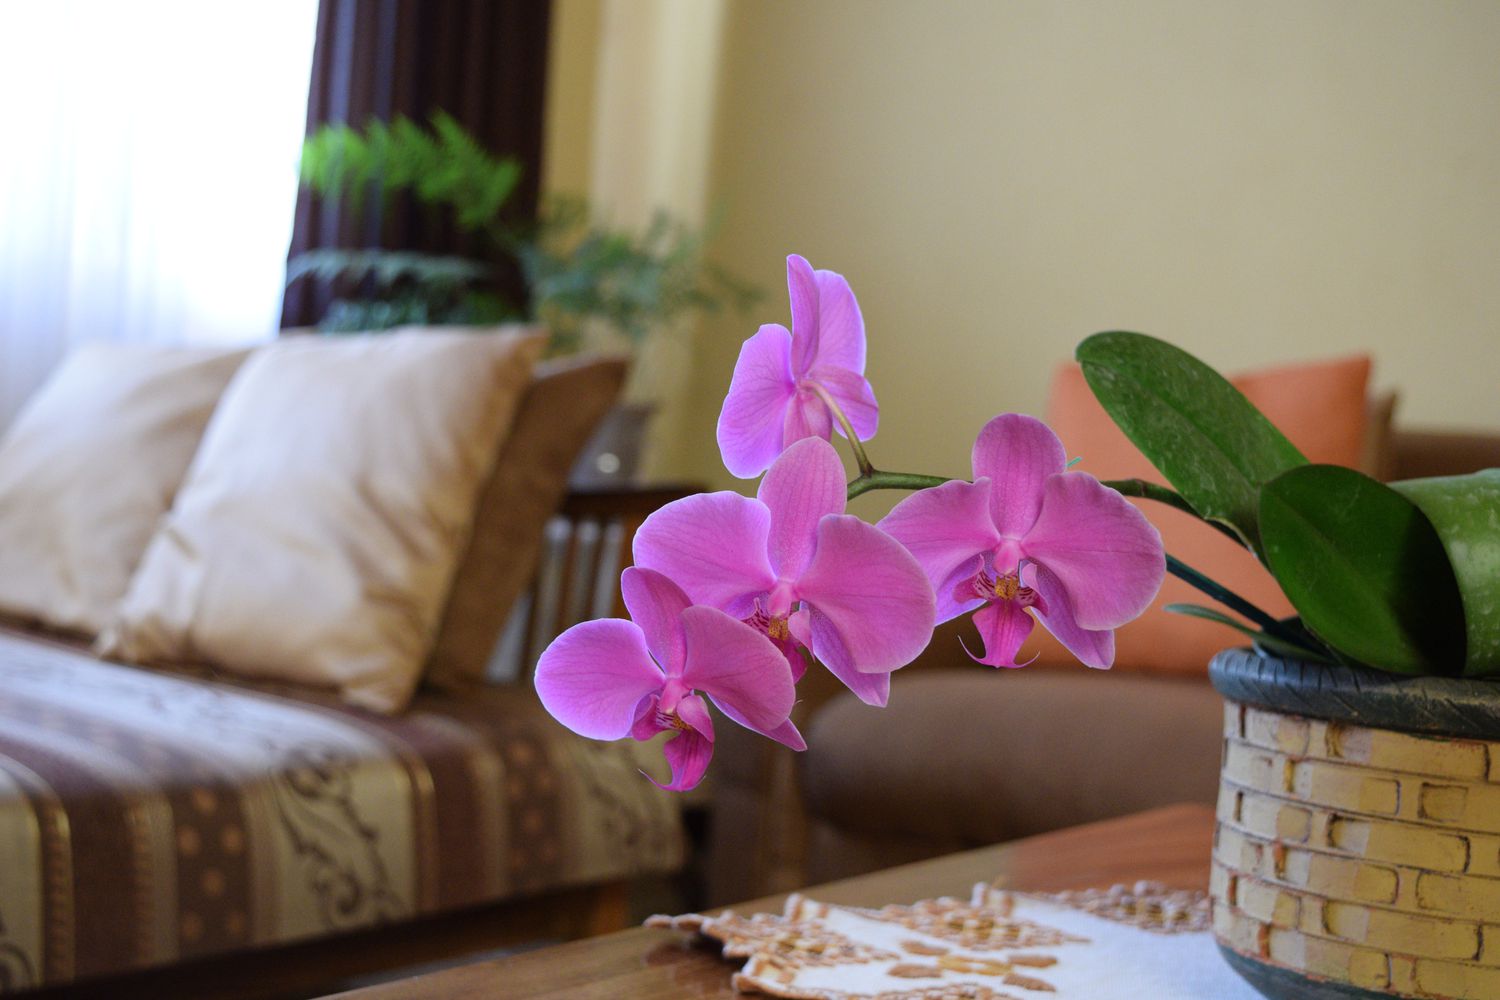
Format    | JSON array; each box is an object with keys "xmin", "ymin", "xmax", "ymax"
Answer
[
  {"xmin": 0, "ymin": 343, "xmax": 249, "ymax": 635},
  {"xmin": 99, "ymin": 328, "xmax": 544, "ymax": 713}
]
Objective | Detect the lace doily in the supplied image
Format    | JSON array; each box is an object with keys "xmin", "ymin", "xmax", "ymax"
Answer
[{"xmin": 647, "ymin": 882, "xmax": 1257, "ymax": 999}]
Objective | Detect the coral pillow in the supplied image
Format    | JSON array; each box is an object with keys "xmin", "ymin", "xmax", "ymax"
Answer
[
  {"xmin": 1033, "ymin": 354, "xmax": 1372, "ymax": 676},
  {"xmin": 0, "ymin": 344, "xmax": 248, "ymax": 635},
  {"xmin": 99, "ymin": 329, "xmax": 544, "ymax": 712}
]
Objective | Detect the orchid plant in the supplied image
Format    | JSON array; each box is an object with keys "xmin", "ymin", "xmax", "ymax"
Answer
[
  {"xmin": 1073, "ymin": 331, "xmax": 1498, "ymax": 679},
  {"xmin": 536, "ymin": 254, "xmax": 1168, "ymax": 790},
  {"xmin": 536, "ymin": 253, "xmax": 1499, "ymax": 791}
]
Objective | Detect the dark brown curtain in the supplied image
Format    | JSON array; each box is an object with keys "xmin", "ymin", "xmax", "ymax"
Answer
[{"xmin": 281, "ymin": 0, "xmax": 552, "ymax": 328}]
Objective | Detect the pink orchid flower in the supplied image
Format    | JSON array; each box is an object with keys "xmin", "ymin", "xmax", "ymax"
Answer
[
  {"xmin": 534, "ymin": 566, "xmax": 803, "ymax": 792},
  {"xmin": 633, "ymin": 436, "xmax": 936, "ymax": 707},
  {"xmin": 716, "ymin": 254, "xmax": 879, "ymax": 478},
  {"xmin": 878, "ymin": 413, "xmax": 1164, "ymax": 669}
]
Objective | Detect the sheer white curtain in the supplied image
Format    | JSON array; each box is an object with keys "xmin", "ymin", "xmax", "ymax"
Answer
[{"xmin": 0, "ymin": 1, "xmax": 319, "ymax": 428}]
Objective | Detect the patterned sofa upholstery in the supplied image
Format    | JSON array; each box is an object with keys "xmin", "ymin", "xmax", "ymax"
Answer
[{"xmin": 0, "ymin": 491, "xmax": 685, "ymax": 996}]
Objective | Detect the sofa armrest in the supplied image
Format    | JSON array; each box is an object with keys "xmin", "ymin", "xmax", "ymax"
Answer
[
  {"xmin": 796, "ymin": 666, "xmax": 1226, "ymax": 884},
  {"xmin": 1389, "ymin": 428, "xmax": 1500, "ymax": 481}
]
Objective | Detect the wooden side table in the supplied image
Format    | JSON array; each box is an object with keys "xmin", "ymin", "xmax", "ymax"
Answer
[{"xmin": 325, "ymin": 803, "xmax": 1216, "ymax": 1000}]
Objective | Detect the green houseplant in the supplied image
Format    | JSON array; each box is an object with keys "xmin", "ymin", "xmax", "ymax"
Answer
[
  {"xmin": 1076, "ymin": 332, "xmax": 1500, "ymax": 1000},
  {"xmin": 289, "ymin": 112, "xmax": 757, "ymax": 350}
]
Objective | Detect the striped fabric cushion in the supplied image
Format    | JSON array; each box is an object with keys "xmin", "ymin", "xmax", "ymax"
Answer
[{"xmin": 0, "ymin": 628, "xmax": 682, "ymax": 990}]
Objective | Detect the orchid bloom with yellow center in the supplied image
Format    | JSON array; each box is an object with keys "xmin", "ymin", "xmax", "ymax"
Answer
[
  {"xmin": 879, "ymin": 414, "xmax": 1165, "ymax": 669},
  {"xmin": 716, "ymin": 254, "xmax": 878, "ymax": 479},
  {"xmin": 633, "ymin": 437, "xmax": 935, "ymax": 708},
  {"xmin": 533, "ymin": 250, "xmax": 1172, "ymax": 795},
  {"xmin": 534, "ymin": 567, "xmax": 802, "ymax": 791}
]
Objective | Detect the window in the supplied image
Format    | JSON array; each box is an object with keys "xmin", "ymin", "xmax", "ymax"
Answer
[{"xmin": 0, "ymin": 0, "xmax": 319, "ymax": 425}]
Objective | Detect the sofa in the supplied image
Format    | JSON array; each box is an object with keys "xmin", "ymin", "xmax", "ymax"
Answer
[
  {"xmin": 0, "ymin": 335, "xmax": 686, "ymax": 998},
  {"xmin": 706, "ymin": 417, "xmax": 1500, "ymax": 906}
]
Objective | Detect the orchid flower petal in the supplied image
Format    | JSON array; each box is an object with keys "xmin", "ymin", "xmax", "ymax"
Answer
[
  {"xmin": 678, "ymin": 605, "xmax": 796, "ymax": 734},
  {"xmin": 534, "ymin": 619, "xmax": 664, "ymax": 740},
  {"xmin": 653, "ymin": 730, "xmax": 713, "ymax": 791},
  {"xmin": 797, "ymin": 514, "xmax": 936, "ymax": 673},
  {"xmin": 619, "ymin": 567, "xmax": 691, "ymax": 676},
  {"xmin": 782, "ymin": 387, "xmax": 833, "ymax": 451},
  {"xmin": 758, "ymin": 437, "xmax": 847, "ymax": 580},
  {"xmin": 971, "ymin": 413, "xmax": 1068, "ymax": 537},
  {"xmin": 760, "ymin": 717, "xmax": 808, "ymax": 752},
  {"xmin": 1029, "ymin": 563, "xmax": 1115, "ymax": 669},
  {"xmin": 677, "ymin": 693, "xmax": 714, "ymax": 742},
  {"xmin": 806, "ymin": 365, "xmax": 878, "ymax": 440},
  {"xmin": 717, "ymin": 324, "xmax": 797, "ymax": 478},
  {"xmin": 712, "ymin": 696, "xmax": 808, "ymax": 751},
  {"xmin": 630, "ymin": 693, "xmax": 663, "ymax": 741},
  {"xmin": 779, "ymin": 641, "xmax": 807, "ymax": 683},
  {"xmin": 786, "ymin": 254, "xmax": 821, "ymax": 377},
  {"xmin": 718, "ymin": 256, "xmax": 871, "ymax": 477},
  {"xmin": 878, "ymin": 479, "xmax": 1003, "ymax": 599},
  {"xmin": 803, "ymin": 608, "xmax": 892, "ymax": 707},
  {"xmin": 648, "ymin": 694, "xmax": 715, "ymax": 791},
  {"xmin": 633, "ymin": 491, "xmax": 776, "ymax": 618},
  {"xmin": 967, "ymin": 599, "xmax": 1037, "ymax": 668},
  {"xmin": 808, "ymin": 268, "xmax": 866, "ymax": 373},
  {"xmin": 759, "ymin": 631, "xmax": 805, "ymax": 684},
  {"xmin": 783, "ymin": 609, "xmax": 812, "ymax": 682},
  {"xmin": 936, "ymin": 554, "xmax": 989, "ymax": 624},
  {"xmin": 1023, "ymin": 472, "xmax": 1166, "ymax": 630}
]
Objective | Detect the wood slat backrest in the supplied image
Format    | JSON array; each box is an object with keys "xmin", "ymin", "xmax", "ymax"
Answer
[{"xmin": 487, "ymin": 485, "xmax": 699, "ymax": 683}]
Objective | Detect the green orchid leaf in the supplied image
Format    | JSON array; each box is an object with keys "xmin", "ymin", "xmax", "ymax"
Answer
[
  {"xmin": 1075, "ymin": 332, "xmax": 1307, "ymax": 555},
  {"xmin": 1392, "ymin": 469, "xmax": 1500, "ymax": 676},
  {"xmin": 1164, "ymin": 603, "xmax": 1335, "ymax": 662},
  {"xmin": 1259, "ymin": 464, "xmax": 1466, "ymax": 675}
]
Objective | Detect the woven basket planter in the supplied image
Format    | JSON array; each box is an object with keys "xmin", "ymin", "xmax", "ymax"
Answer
[{"xmin": 1209, "ymin": 648, "xmax": 1500, "ymax": 1000}]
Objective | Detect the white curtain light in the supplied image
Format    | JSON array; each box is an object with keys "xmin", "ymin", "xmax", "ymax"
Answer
[{"xmin": 0, "ymin": 0, "xmax": 319, "ymax": 427}]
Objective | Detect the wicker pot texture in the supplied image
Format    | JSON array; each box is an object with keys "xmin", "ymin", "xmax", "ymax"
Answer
[{"xmin": 1209, "ymin": 648, "xmax": 1500, "ymax": 1000}]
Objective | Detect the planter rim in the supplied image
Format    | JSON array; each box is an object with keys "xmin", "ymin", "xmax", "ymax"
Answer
[{"xmin": 1209, "ymin": 647, "xmax": 1500, "ymax": 741}]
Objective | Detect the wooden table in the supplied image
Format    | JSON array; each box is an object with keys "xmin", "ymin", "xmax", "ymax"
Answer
[{"xmin": 329, "ymin": 804, "xmax": 1215, "ymax": 999}]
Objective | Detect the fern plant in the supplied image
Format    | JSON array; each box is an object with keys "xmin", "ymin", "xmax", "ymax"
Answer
[
  {"xmin": 298, "ymin": 112, "xmax": 521, "ymax": 234},
  {"xmin": 290, "ymin": 113, "xmax": 756, "ymax": 348},
  {"xmin": 519, "ymin": 197, "xmax": 760, "ymax": 354}
]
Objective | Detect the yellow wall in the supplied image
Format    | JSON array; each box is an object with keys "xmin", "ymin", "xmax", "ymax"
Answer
[
  {"xmin": 542, "ymin": 0, "xmax": 729, "ymax": 477},
  {"xmin": 664, "ymin": 0, "xmax": 1500, "ymax": 495},
  {"xmin": 541, "ymin": 0, "xmax": 602, "ymax": 200}
]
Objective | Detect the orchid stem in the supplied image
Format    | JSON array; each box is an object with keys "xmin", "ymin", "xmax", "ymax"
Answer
[
  {"xmin": 805, "ymin": 382, "xmax": 875, "ymax": 476},
  {"xmin": 838, "ymin": 464, "xmax": 1321, "ymax": 651},
  {"xmin": 847, "ymin": 470, "xmax": 951, "ymax": 500},
  {"xmin": 1100, "ymin": 478, "xmax": 1246, "ymax": 547}
]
